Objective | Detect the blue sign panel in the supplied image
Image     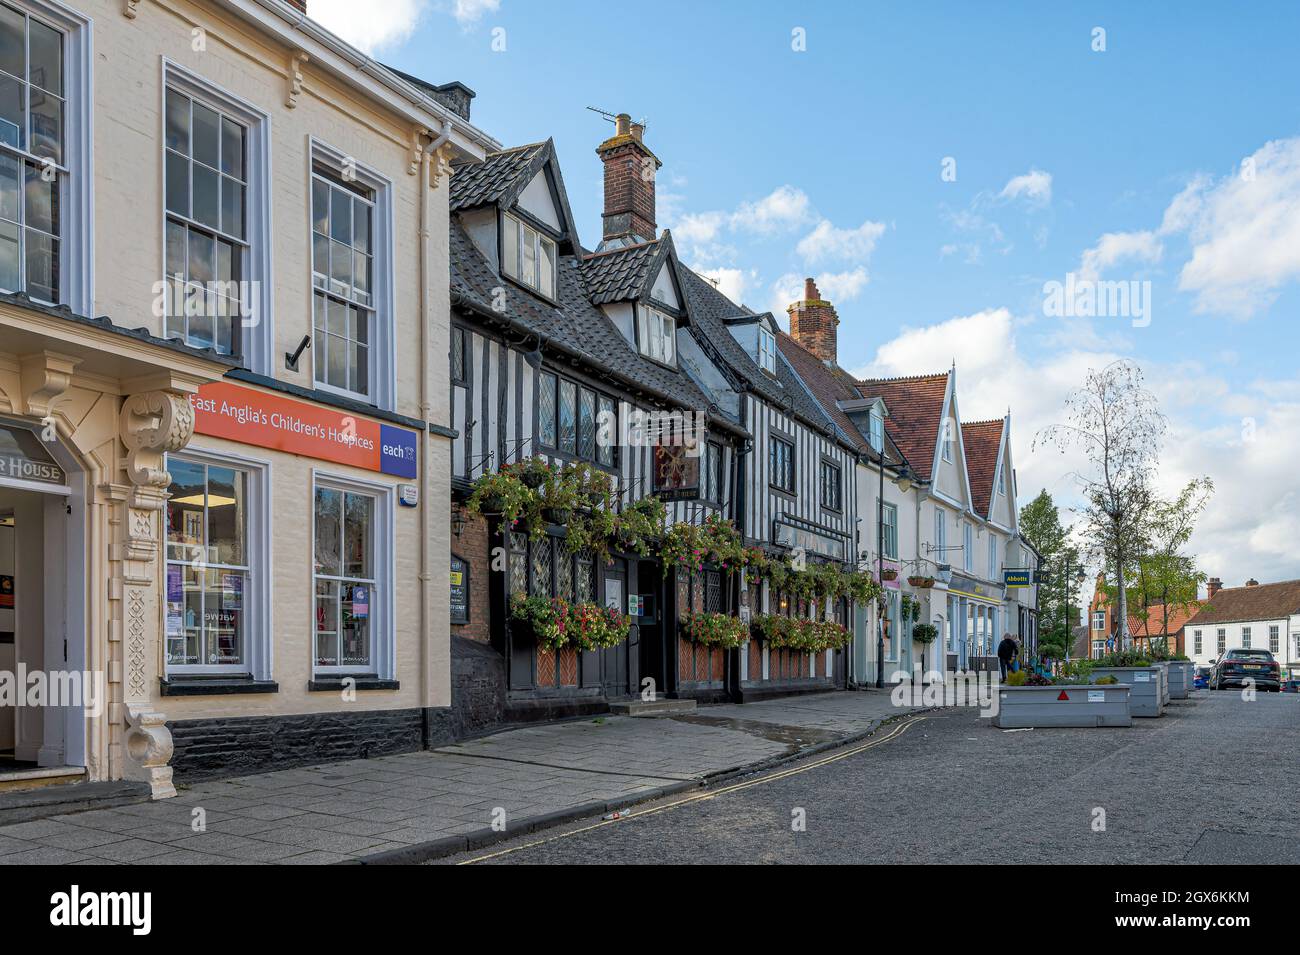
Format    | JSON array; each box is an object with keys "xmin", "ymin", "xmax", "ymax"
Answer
[
  {"xmin": 1003, "ymin": 569, "xmax": 1032, "ymax": 587},
  {"xmin": 379, "ymin": 424, "xmax": 418, "ymax": 478}
]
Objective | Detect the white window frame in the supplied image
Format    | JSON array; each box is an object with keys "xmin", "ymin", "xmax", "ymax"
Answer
[
  {"xmin": 1268, "ymin": 624, "xmax": 1279, "ymax": 654},
  {"xmin": 310, "ymin": 470, "xmax": 394, "ymax": 679},
  {"xmin": 1241, "ymin": 626, "xmax": 1251, "ymax": 649},
  {"xmin": 1092, "ymin": 611, "xmax": 1105, "ymax": 631},
  {"xmin": 868, "ymin": 412, "xmax": 883, "ymax": 453},
  {"xmin": 987, "ymin": 534, "xmax": 997, "ymax": 579},
  {"xmin": 1216, "ymin": 628, "xmax": 1226, "ymax": 655},
  {"xmin": 163, "ymin": 446, "xmax": 272, "ymax": 681},
  {"xmin": 757, "ymin": 326, "xmax": 776, "ymax": 374},
  {"xmin": 162, "ymin": 59, "xmax": 271, "ymax": 373},
  {"xmin": 1193, "ymin": 630, "xmax": 1202, "ymax": 655},
  {"xmin": 308, "ymin": 138, "xmax": 395, "ymax": 410},
  {"xmin": 933, "ymin": 506, "xmax": 945, "ymax": 555},
  {"xmin": 880, "ymin": 501, "xmax": 898, "ymax": 560},
  {"xmin": 941, "ymin": 419, "xmax": 953, "ymax": 463},
  {"xmin": 639, "ymin": 304, "xmax": 677, "ymax": 367},
  {"xmin": 0, "ymin": 0, "xmax": 91, "ymax": 314},
  {"xmin": 963, "ymin": 522, "xmax": 973, "ymax": 572},
  {"xmin": 501, "ymin": 209, "xmax": 556, "ymax": 299}
]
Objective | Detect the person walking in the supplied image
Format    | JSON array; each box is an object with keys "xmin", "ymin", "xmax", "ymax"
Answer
[{"xmin": 997, "ymin": 632, "xmax": 1018, "ymax": 680}]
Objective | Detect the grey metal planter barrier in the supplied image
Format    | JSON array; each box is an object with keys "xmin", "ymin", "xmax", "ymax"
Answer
[
  {"xmin": 993, "ymin": 684, "xmax": 1132, "ymax": 728},
  {"xmin": 1165, "ymin": 660, "xmax": 1193, "ymax": 699},
  {"xmin": 1154, "ymin": 662, "xmax": 1170, "ymax": 705},
  {"xmin": 1088, "ymin": 666, "xmax": 1166, "ymax": 717}
]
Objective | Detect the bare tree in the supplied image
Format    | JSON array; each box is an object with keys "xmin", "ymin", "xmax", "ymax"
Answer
[{"xmin": 1035, "ymin": 360, "xmax": 1166, "ymax": 650}]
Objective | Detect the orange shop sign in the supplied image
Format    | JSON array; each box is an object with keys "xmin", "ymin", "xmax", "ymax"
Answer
[{"xmin": 189, "ymin": 381, "xmax": 418, "ymax": 478}]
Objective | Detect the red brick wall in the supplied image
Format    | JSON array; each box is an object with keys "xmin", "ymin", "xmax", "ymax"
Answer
[
  {"xmin": 787, "ymin": 278, "xmax": 839, "ymax": 363},
  {"xmin": 452, "ymin": 512, "xmax": 492, "ymax": 644}
]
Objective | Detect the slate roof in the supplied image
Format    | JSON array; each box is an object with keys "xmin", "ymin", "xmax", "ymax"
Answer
[
  {"xmin": 855, "ymin": 373, "xmax": 949, "ymax": 481},
  {"xmin": 582, "ymin": 240, "xmax": 660, "ymax": 305},
  {"xmin": 449, "ymin": 142, "xmax": 548, "ymax": 212},
  {"xmin": 1184, "ymin": 580, "xmax": 1300, "ymax": 629},
  {"xmin": 961, "ymin": 419, "xmax": 1004, "ymax": 517},
  {"xmin": 448, "ymin": 219, "xmax": 730, "ymax": 427}
]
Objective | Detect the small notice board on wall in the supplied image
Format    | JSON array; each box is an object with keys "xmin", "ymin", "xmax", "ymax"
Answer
[{"xmin": 450, "ymin": 555, "xmax": 470, "ymax": 624}]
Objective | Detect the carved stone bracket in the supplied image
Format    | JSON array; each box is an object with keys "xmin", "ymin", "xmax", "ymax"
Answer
[
  {"xmin": 125, "ymin": 705, "xmax": 177, "ymax": 800},
  {"xmin": 123, "ymin": 0, "xmax": 142, "ymax": 18},
  {"xmin": 19, "ymin": 350, "xmax": 80, "ymax": 420},
  {"xmin": 286, "ymin": 50, "xmax": 309, "ymax": 109},
  {"xmin": 409, "ymin": 126, "xmax": 429, "ymax": 176},
  {"xmin": 431, "ymin": 143, "xmax": 455, "ymax": 190},
  {"xmin": 120, "ymin": 391, "xmax": 195, "ymax": 488}
]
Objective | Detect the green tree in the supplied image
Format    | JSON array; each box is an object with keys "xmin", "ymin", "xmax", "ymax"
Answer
[{"xmin": 1019, "ymin": 489, "xmax": 1081, "ymax": 654}]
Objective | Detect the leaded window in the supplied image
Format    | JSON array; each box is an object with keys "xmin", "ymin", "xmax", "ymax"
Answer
[
  {"xmin": 770, "ymin": 436, "xmax": 794, "ymax": 494},
  {"xmin": 537, "ymin": 372, "xmax": 616, "ymax": 467}
]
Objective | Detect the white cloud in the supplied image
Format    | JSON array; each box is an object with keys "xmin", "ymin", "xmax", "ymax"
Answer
[
  {"xmin": 449, "ymin": 0, "xmax": 501, "ymax": 26},
  {"xmin": 796, "ymin": 218, "xmax": 886, "ymax": 264},
  {"xmin": 674, "ymin": 211, "xmax": 726, "ymax": 245},
  {"xmin": 1000, "ymin": 169, "xmax": 1053, "ymax": 205},
  {"xmin": 692, "ymin": 266, "xmax": 756, "ymax": 306},
  {"xmin": 1077, "ymin": 230, "xmax": 1163, "ymax": 282},
  {"xmin": 769, "ymin": 268, "xmax": 870, "ymax": 317},
  {"xmin": 729, "ymin": 185, "xmax": 813, "ymax": 234},
  {"xmin": 309, "ymin": 0, "xmax": 428, "ymax": 52},
  {"xmin": 1173, "ymin": 137, "xmax": 1300, "ymax": 317}
]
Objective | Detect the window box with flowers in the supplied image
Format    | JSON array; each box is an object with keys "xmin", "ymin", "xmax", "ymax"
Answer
[{"xmin": 681, "ymin": 611, "xmax": 750, "ymax": 649}]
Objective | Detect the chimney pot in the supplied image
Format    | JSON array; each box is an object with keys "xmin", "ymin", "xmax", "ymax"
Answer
[
  {"xmin": 615, "ymin": 113, "xmax": 631, "ymax": 136},
  {"xmin": 804, "ymin": 277, "xmax": 819, "ymax": 301},
  {"xmin": 1245, "ymin": 577, "xmax": 1259, "ymax": 586}
]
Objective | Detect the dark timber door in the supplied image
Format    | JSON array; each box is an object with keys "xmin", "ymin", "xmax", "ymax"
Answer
[{"xmin": 601, "ymin": 559, "xmax": 631, "ymax": 697}]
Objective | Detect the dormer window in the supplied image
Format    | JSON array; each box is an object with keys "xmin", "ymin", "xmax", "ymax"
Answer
[
  {"xmin": 941, "ymin": 421, "xmax": 954, "ymax": 463},
  {"xmin": 868, "ymin": 411, "xmax": 884, "ymax": 453},
  {"xmin": 502, "ymin": 210, "xmax": 556, "ymax": 299},
  {"xmin": 639, "ymin": 305, "xmax": 676, "ymax": 367},
  {"xmin": 758, "ymin": 327, "xmax": 777, "ymax": 374},
  {"xmin": 997, "ymin": 464, "xmax": 1006, "ymax": 495}
]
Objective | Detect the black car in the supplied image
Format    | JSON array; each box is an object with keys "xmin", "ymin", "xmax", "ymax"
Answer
[{"xmin": 1210, "ymin": 648, "xmax": 1282, "ymax": 691}]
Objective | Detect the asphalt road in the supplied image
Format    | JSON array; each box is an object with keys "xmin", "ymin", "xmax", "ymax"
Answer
[{"xmin": 442, "ymin": 690, "xmax": 1300, "ymax": 864}]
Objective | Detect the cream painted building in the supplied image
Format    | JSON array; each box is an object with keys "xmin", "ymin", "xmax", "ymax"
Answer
[{"xmin": 0, "ymin": 0, "xmax": 492, "ymax": 796}]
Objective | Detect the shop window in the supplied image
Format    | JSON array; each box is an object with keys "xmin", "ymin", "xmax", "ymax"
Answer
[
  {"xmin": 313, "ymin": 476, "xmax": 392, "ymax": 676},
  {"xmin": 164, "ymin": 450, "xmax": 269, "ymax": 679}
]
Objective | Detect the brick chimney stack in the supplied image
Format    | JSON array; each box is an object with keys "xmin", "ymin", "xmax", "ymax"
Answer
[
  {"xmin": 1206, "ymin": 577, "xmax": 1222, "ymax": 598},
  {"xmin": 787, "ymin": 277, "xmax": 840, "ymax": 365},
  {"xmin": 596, "ymin": 113, "xmax": 661, "ymax": 247}
]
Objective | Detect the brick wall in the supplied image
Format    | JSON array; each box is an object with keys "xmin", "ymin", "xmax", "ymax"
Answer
[
  {"xmin": 787, "ymin": 278, "xmax": 839, "ymax": 364},
  {"xmin": 452, "ymin": 512, "xmax": 492, "ymax": 644},
  {"xmin": 598, "ymin": 139, "xmax": 657, "ymax": 243}
]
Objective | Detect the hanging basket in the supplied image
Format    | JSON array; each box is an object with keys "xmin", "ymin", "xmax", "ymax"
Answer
[
  {"xmin": 917, "ymin": 577, "xmax": 936, "ymax": 589},
  {"xmin": 907, "ymin": 575, "xmax": 926, "ymax": 587},
  {"xmin": 880, "ymin": 568, "xmax": 898, "ymax": 581}
]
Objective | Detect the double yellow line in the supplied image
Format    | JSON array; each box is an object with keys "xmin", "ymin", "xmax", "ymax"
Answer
[{"xmin": 459, "ymin": 713, "xmax": 930, "ymax": 864}]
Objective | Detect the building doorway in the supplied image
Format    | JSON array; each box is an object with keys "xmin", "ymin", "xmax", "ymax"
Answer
[{"xmin": 0, "ymin": 421, "xmax": 87, "ymax": 775}]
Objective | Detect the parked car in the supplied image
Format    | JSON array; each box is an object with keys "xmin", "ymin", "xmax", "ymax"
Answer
[
  {"xmin": 1193, "ymin": 666, "xmax": 1211, "ymax": 689},
  {"xmin": 1282, "ymin": 678, "xmax": 1300, "ymax": 694},
  {"xmin": 1210, "ymin": 649, "xmax": 1282, "ymax": 691}
]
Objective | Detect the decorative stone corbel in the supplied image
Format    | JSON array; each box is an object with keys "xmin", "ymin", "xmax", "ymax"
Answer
[
  {"xmin": 409, "ymin": 126, "xmax": 429, "ymax": 176},
  {"xmin": 124, "ymin": 706, "xmax": 176, "ymax": 799},
  {"xmin": 124, "ymin": 0, "xmax": 142, "ymax": 18},
  {"xmin": 430, "ymin": 143, "xmax": 455, "ymax": 190},
  {"xmin": 19, "ymin": 350, "xmax": 80, "ymax": 420},
  {"xmin": 119, "ymin": 391, "xmax": 195, "ymax": 488},
  {"xmin": 286, "ymin": 50, "xmax": 309, "ymax": 109}
]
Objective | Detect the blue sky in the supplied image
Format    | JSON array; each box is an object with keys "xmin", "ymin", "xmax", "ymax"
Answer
[{"xmin": 314, "ymin": 0, "xmax": 1300, "ymax": 589}]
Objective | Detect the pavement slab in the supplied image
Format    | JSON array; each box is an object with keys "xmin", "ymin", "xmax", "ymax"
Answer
[{"xmin": 0, "ymin": 689, "xmax": 914, "ymax": 865}]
